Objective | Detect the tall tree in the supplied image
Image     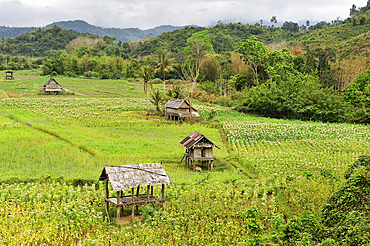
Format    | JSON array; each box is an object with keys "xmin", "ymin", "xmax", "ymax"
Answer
[
  {"xmin": 235, "ymin": 36, "xmax": 268, "ymax": 85},
  {"xmin": 156, "ymin": 51, "xmax": 175, "ymax": 94},
  {"xmin": 138, "ymin": 65, "xmax": 154, "ymax": 115},
  {"xmin": 270, "ymin": 16, "xmax": 277, "ymax": 24},
  {"xmin": 182, "ymin": 30, "xmax": 214, "ymax": 119},
  {"xmin": 350, "ymin": 4, "xmax": 357, "ymax": 16}
]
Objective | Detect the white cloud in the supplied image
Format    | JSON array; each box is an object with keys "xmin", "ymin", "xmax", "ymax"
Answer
[{"xmin": 0, "ymin": 0, "xmax": 368, "ymax": 29}]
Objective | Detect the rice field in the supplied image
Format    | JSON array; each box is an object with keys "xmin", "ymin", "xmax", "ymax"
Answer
[{"xmin": 1, "ymin": 70, "xmax": 369, "ymax": 245}]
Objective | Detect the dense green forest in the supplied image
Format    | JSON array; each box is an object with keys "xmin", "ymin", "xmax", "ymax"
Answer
[{"xmin": 0, "ymin": 25, "xmax": 98, "ymax": 57}]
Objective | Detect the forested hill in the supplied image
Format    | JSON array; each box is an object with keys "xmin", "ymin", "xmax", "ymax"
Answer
[
  {"xmin": 0, "ymin": 20, "xmax": 188, "ymax": 42},
  {"xmin": 129, "ymin": 22, "xmax": 306, "ymax": 57},
  {"xmin": 44, "ymin": 20, "xmax": 189, "ymax": 42},
  {"xmin": 0, "ymin": 26, "xmax": 37, "ymax": 40},
  {"xmin": 0, "ymin": 25, "xmax": 96, "ymax": 57}
]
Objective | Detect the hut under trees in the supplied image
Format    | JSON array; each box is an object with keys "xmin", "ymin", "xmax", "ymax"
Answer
[
  {"xmin": 99, "ymin": 163, "xmax": 172, "ymax": 223},
  {"xmin": 178, "ymin": 131, "xmax": 220, "ymax": 170},
  {"xmin": 163, "ymin": 98, "xmax": 200, "ymax": 121},
  {"xmin": 43, "ymin": 77, "xmax": 64, "ymax": 94}
]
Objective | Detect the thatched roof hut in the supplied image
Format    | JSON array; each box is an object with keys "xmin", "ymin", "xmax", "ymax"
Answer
[
  {"xmin": 99, "ymin": 163, "xmax": 172, "ymax": 223},
  {"xmin": 43, "ymin": 77, "xmax": 64, "ymax": 93},
  {"xmin": 99, "ymin": 163, "xmax": 172, "ymax": 191},
  {"xmin": 4, "ymin": 70, "xmax": 13, "ymax": 80},
  {"xmin": 164, "ymin": 98, "xmax": 199, "ymax": 121}
]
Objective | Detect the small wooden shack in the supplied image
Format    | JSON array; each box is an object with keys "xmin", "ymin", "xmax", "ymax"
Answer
[
  {"xmin": 163, "ymin": 98, "xmax": 200, "ymax": 121},
  {"xmin": 4, "ymin": 70, "xmax": 13, "ymax": 80},
  {"xmin": 179, "ymin": 131, "xmax": 220, "ymax": 170},
  {"xmin": 43, "ymin": 77, "xmax": 64, "ymax": 94},
  {"xmin": 99, "ymin": 163, "xmax": 172, "ymax": 223}
]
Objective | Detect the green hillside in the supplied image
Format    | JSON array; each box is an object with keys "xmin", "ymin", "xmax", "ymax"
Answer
[
  {"xmin": 287, "ymin": 20, "xmax": 370, "ymax": 59},
  {"xmin": 0, "ymin": 25, "xmax": 95, "ymax": 57}
]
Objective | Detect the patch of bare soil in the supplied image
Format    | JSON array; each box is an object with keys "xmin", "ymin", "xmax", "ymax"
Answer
[{"xmin": 117, "ymin": 215, "xmax": 142, "ymax": 224}]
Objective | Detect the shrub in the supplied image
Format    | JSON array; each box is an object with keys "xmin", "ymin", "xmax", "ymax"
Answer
[
  {"xmin": 321, "ymin": 155, "xmax": 370, "ymax": 244},
  {"xmin": 150, "ymin": 78, "xmax": 162, "ymax": 84}
]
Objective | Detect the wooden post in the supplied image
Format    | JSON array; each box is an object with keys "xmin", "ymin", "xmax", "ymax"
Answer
[
  {"xmin": 211, "ymin": 160, "xmax": 214, "ymax": 170},
  {"xmin": 162, "ymin": 184, "xmax": 165, "ymax": 211},
  {"xmin": 105, "ymin": 180, "xmax": 110, "ymax": 222},
  {"xmin": 131, "ymin": 187, "xmax": 135, "ymax": 221},
  {"xmin": 116, "ymin": 191, "xmax": 121, "ymax": 223},
  {"xmin": 177, "ymin": 154, "xmax": 186, "ymax": 167},
  {"xmin": 147, "ymin": 185, "xmax": 150, "ymax": 202},
  {"xmin": 105, "ymin": 180, "xmax": 109, "ymax": 198},
  {"xmin": 151, "ymin": 185, "xmax": 154, "ymax": 195},
  {"xmin": 136, "ymin": 186, "xmax": 140, "ymax": 213}
]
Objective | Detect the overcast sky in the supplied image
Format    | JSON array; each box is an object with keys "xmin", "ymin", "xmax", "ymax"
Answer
[{"xmin": 0, "ymin": 0, "xmax": 368, "ymax": 29}]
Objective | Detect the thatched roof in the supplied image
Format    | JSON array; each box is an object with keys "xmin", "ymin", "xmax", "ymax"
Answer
[
  {"xmin": 180, "ymin": 131, "xmax": 220, "ymax": 149},
  {"xmin": 164, "ymin": 98, "xmax": 197, "ymax": 111},
  {"xmin": 99, "ymin": 163, "xmax": 172, "ymax": 192},
  {"xmin": 43, "ymin": 77, "xmax": 64, "ymax": 92}
]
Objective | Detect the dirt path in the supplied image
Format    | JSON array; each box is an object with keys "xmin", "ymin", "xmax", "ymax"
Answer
[{"xmin": 63, "ymin": 88, "xmax": 85, "ymax": 96}]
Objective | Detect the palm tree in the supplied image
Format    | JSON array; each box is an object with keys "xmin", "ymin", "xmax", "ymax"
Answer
[
  {"xmin": 157, "ymin": 51, "xmax": 175, "ymax": 95},
  {"xmin": 138, "ymin": 65, "xmax": 154, "ymax": 115},
  {"xmin": 150, "ymin": 89, "xmax": 164, "ymax": 114}
]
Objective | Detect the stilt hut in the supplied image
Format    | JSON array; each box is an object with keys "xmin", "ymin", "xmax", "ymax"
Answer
[
  {"xmin": 43, "ymin": 77, "xmax": 64, "ymax": 94},
  {"xmin": 4, "ymin": 70, "xmax": 13, "ymax": 80},
  {"xmin": 99, "ymin": 163, "xmax": 172, "ymax": 223},
  {"xmin": 178, "ymin": 131, "xmax": 220, "ymax": 170},
  {"xmin": 163, "ymin": 98, "xmax": 200, "ymax": 121}
]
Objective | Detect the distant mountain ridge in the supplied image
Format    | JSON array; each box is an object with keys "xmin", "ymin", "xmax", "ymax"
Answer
[{"xmin": 0, "ymin": 20, "xmax": 190, "ymax": 42}]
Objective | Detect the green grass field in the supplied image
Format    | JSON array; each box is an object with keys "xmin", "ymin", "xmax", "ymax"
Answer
[{"xmin": 0, "ymin": 70, "xmax": 369, "ymax": 245}]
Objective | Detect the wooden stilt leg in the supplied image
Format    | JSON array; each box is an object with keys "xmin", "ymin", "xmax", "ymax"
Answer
[
  {"xmin": 131, "ymin": 187, "xmax": 135, "ymax": 222},
  {"xmin": 147, "ymin": 185, "xmax": 150, "ymax": 202},
  {"xmin": 117, "ymin": 191, "xmax": 121, "ymax": 223},
  {"xmin": 105, "ymin": 201, "xmax": 110, "ymax": 222},
  {"xmin": 136, "ymin": 186, "xmax": 140, "ymax": 213},
  {"xmin": 162, "ymin": 184, "xmax": 165, "ymax": 211},
  {"xmin": 211, "ymin": 160, "xmax": 214, "ymax": 170},
  {"xmin": 151, "ymin": 185, "xmax": 155, "ymax": 208},
  {"xmin": 105, "ymin": 180, "xmax": 110, "ymax": 222}
]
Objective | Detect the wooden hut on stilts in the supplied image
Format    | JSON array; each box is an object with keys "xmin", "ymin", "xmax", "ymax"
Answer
[
  {"xmin": 99, "ymin": 163, "xmax": 172, "ymax": 223},
  {"xmin": 178, "ymin": 131, "xmax": 220, "ymax": 170},
  {"xmin": 163, "ymin": 98, "xmax": 200, "ymax": 121}
]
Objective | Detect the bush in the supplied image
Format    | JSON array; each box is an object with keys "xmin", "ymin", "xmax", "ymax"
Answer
[
  {"xmin": 150, "ymin": 78, "xmax": 162, "ymax": 84},
  {"xmin": 238, "ymin": 74, "xmax": 350, "ymax": 123},
  {"xmin": 321, "ymin": 155, "xmax": 370, "ymax": 244},
  {"xmin": 84, "ymin": 71, "xmax": 99, "ymax": 78},
  {"xmin": 141, "ymin": 205, "xmax": 156, "ymax": 224},
  {"xmin": 199, "ymin": 80, "xmax": 216, "ymax": 94},
  {"xmin": 217, "ymin": 97, "xmax": 232, "ymax": 107}
]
